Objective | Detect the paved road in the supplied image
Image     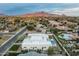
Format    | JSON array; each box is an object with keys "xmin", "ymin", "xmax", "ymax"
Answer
[
  {"xmin": 53, "ymin": 34, "xmax": 70, "ymax": 56},
  {"xmin": 0, "ymin": 32, "xmax": 15, "ymax": 35},
  {"xmin": 0, "ymin": 26, "xmax": 27, "ymax": 56}
]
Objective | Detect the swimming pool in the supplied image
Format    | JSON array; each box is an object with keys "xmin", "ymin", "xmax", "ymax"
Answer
[{"xmin": 59, "ymin": 33, "xmax": 72, "ymax": 40}]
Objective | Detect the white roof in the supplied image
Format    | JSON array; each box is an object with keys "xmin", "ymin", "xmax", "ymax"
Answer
[{"xmin": 22, "ymin": 34, "xmax": 52, "ymax": 47}]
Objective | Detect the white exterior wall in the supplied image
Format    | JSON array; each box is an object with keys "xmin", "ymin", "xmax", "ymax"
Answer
[{"xmin": 22, "ymin": 43, "xmax": 51, "ymax": 50}]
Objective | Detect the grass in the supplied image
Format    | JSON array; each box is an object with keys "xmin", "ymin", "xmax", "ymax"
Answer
[
  {"xmin": 8, "ymin": 53, "xmax": 20, "ymax": 56},
  {"xmin": 0, "ymin": 35, "xmax": 11, "ymax": 45},
  {"xmin": 8, "ymin": 34, "xmax": 26, "ymax": 55},
  {"xmin": 9, "ymin": 45, "xmax": 20, "ymax": 51}
]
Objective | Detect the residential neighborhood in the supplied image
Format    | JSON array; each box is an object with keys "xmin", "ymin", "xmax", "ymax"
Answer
[{"xmin": 0, "ymin": 3, "xmax": 79, "ymax": 56}]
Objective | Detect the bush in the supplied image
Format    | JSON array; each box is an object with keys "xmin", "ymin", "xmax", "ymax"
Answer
[
  {"xmin": 37, "ymin": 49, "xmax": 41, "ymax": 53},
  {"xmin": 0, "ymin": 36, "xmax": 2, "ymax": 39},
  {"xmin": 8, "ymin": 53, "xmax": 20, "ymax": 56},
  {"xmin": 27, "ymin": 25, "xmax": 35, "ymax": 31},
  {"xmin": 9, "ymin": 45, "xmax": 20, "ymax": 51},
  {"xmin": 50, "ymin": 28, "xmax": 60, "ymax": 34},
  {"xmin": 47, "ymin": 47, "xmax": 54, "ymax": 56},
  {"xmin": 21, "ymin": 50, "xmax": 28, "ymax": 54},
  {"xmin": 48, "ymin": 35, "xmax": 53, "ymax": 39}
]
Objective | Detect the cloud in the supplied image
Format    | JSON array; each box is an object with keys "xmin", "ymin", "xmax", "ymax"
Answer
[
  {"xmin": 0, "ymin": 3, "xmax": 79, "ymax": 16},
  {"xmin": 50, "ymin": 7, "xmax": 79, "ymax": 16}
]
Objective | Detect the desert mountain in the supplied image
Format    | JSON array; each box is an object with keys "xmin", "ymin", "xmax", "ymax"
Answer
[{"xmin": 21, "ymin": 12, "xmax": 63, "ymax": 17}]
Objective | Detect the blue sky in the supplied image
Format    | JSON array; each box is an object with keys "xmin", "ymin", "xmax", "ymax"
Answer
[{"xmin": 0, "ymin": 3, "xmax": 79, "ymax": 16}]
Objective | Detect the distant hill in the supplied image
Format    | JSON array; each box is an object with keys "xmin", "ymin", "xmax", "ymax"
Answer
[
  {"xmin": 21, "ymin": 12, "xmax": 63, "ymax": 17},
  {"xmin": 0, "ymin": 13, "xmax": 5, "ymax": 16}
]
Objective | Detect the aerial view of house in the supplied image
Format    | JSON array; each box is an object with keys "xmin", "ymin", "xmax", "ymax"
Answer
[{"xmin": 0, "ymin": 3, "xmax": 79, "ymax": 56}]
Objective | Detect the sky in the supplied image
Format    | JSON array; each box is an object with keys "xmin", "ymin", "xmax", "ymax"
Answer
[{"xmin": 0, "ymin": 3, "xmax": 79, "ymax": 16}]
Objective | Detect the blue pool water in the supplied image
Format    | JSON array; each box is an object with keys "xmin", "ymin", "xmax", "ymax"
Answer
[
  {"xmin": 63, "ymin": 34, "xmax": 71, "ymax": 40},
  {"xmin": 59, "ymin": 33, "xmax": 72, "ymax": 40}
]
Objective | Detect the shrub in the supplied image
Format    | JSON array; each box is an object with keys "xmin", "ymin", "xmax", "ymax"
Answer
[
  {"xmin": 0, "ymin": 36, "xmax": 2, "ymax": 39},
  {"xmin": 27, "ymin": 25, "xmax": 35, "ymax": 31},
  {"xmin": 47, "ymin": 47, "xmax": 54, "ymax": 56},
  {"xmin": 9, "ymin": 45, "xmax": 20, "ymax": 51}
]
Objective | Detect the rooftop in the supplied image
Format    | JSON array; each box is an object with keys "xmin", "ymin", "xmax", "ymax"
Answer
[{"xmin": 22, "ymin": 34, "xmax": 53, "ymax": 46}]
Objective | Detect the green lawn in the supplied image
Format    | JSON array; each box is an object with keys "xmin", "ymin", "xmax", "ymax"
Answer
[{"xmin": 9, "ymin": 45, "xmax": 20, "ymax": 51}]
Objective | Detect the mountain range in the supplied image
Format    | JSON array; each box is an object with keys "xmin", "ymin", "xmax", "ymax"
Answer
[{"xmin": 21, "ymin": 12, "xmax": 64, "ymax": 17}]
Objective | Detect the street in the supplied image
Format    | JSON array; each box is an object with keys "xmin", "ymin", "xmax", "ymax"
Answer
[
  {"xmin": 53, "ymin": 34, "xmax": 70, "ymax": 56},
  {"xmin": 0, "ymin": 26, "xmax": 27, "ymax": 56}
]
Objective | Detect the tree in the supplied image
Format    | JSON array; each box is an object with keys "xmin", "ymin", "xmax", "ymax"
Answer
[
  {"xmin": 47, "ymin": 47, "xmax": 54, "ymax": 56},
  {"xmin": 48, "ymin": 35, "xmax": 53, "ymax": 39},
  {"xmin": 21, "ymin": 22, "xmax": 27, "ymax": 27},
  {"xmin": 50, "ymin": 28, "xmax": 58, "ymax": 34},
  {"xmin": 0, "ymin": 36, "xmax": 2, "ymax": 39},
  {"xmin": 27, "ymin": 25, "xmax": 35, "ymax": 31},
  {"xmin": 37, "ymin": 49, "xmax": 41, "ymax": 53},
  {"xmin": 14, "ymin": 18, "xmax": 20, "ymax": 24},
  {"xmin": 26, "ymin": 22, "xmax": 36, "ymax": 31}
]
